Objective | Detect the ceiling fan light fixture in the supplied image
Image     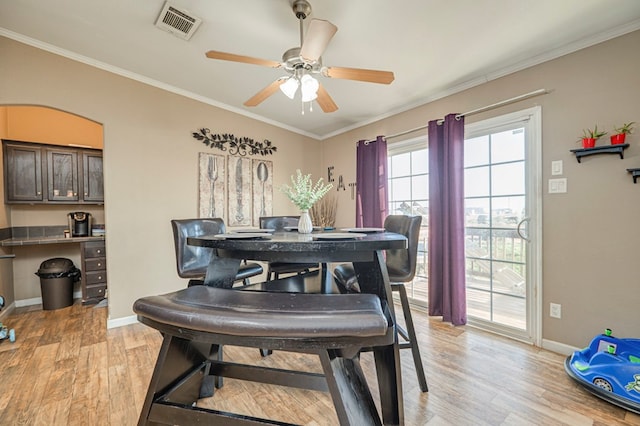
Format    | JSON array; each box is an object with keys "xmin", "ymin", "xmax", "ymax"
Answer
[
  {"xmin": 300, "ymin": 74, "xmax": 319, "ymax": 102},
  {"xmin": 280, "ymin": 77, "xmax": 299, "ymax": 99}
]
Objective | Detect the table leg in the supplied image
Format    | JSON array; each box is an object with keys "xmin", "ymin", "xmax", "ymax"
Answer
[
  {"xmin": 203, "ymin": 255, "xmax": 241, "ymax": 288},
  {"xmin": 353, "ymin": 251, "xmax": 404, "ymax": 425}
]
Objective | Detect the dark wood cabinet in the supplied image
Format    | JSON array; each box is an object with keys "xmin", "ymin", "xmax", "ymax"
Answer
[
  {"xmin": 81, "ymin": 240, "xmax": 107, "ymax": 304},
  {"xmin": 82, "ymin": 150, "xmax": 104, "ymax": 202},
  {"xmin": 3, "ymin": 142, "xmax": 44, "ymax": 202},
  {"xmin": 46, "ymin": 147, "xmax": 79, "ymax": 202},
  {"xmin": 2, "ymin": 140, "xmax": 103, "ymax": 204}
]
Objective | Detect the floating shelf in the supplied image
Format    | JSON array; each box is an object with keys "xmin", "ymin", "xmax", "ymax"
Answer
[
  {"xmin": 569, "ymin": 144, "xmax": 629, "ymax": 163},
  {"xmin": 627, "ymin": 168, "xmax": 640, "ymax": 184}
]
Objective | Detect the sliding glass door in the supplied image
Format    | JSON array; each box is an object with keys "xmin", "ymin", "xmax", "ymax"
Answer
[
  {"xmin": 464, "ymin": 107, "xmax": 541, "ymax": 343},
  {"xmin": 387, "ymin": 107, "xmax": 541, "ymax": 344}
]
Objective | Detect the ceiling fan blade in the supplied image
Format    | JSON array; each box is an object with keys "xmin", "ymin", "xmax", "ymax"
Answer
[
  {"xmin": 243, "ymin": 79, "xmax": 285, "ymax": 107},
  {"xmin": 324, "ymin": 66, "xmax": 395, "ymax": 84},
  {"xmin": 299, "ymin": 19, "xmax": 338, "ymax": 62},
  {"xmin": 205, "ymin": 50, "xmax": 281, "ymax": 68},
  {"xmin": 316, "ymin": 84, "xmax": 338, "ymax": 113}
]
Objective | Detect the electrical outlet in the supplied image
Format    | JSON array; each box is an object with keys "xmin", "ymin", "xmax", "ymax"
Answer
[{"xmin": 550, "ymin": 303, "xmax": 562, "ymax": 319}]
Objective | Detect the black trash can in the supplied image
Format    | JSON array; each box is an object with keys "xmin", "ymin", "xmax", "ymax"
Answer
[{"xmin": 35, "ymin": 258, "xmax": 81, "ymax": 310}]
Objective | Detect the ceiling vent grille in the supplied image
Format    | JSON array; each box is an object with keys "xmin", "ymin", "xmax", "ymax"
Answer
[{"xmin": 155, "ymin": 2, "xmax": 202, "ymax": 40}]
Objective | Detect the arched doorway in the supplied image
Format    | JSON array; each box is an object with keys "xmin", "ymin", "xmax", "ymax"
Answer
[{"xmin": 0, "ymin": 105, "xmax": 105, "ymax": 311}]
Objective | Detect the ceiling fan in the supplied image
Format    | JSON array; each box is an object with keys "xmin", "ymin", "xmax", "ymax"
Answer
[{"xmin": 205, "ymin": 0, "xmax": 395, "ymax": 113}]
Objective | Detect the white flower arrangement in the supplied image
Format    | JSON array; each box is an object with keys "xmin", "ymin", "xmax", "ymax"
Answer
[{"xmin": 280, "ymin": 169, "xmax": 333, "ymax": 211}]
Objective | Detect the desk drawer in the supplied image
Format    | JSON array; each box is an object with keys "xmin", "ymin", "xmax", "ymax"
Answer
[
  {"xmin": 84, "ymin": 257, "xmax": 106, "ymax": 272},
  {"xmin": 85, "ymin": 284, "xmax": 106, "ymax": 300},
  {"xmin": 83, "ymin": 241, "xmax": 106, "ymax": 258},
  {"xmin": 85, "ymin": 270, "xmax": 107, "ymax": 285}
]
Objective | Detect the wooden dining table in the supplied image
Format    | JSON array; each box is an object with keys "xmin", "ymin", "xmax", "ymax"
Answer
[{"xmin": 188, "ymin": 230, "xmax": 408, "ymax": 425}]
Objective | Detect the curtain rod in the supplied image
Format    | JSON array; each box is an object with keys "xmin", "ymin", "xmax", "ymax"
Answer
[{"xmin": 363, "ymin": 88, "xmax": 551, "ymax": 143}]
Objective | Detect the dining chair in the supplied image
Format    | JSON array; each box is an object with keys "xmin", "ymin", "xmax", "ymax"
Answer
[
  {"xmin": 259, "ymin": 216, "xmax": 319, "ymax": 280},
  {"xmin": 171, "ymin": 218, "xmax": 264, "ymax": 287},
  {"xmin": 333, "ymin": 214, "xmax": 428, "ymax": 392}
]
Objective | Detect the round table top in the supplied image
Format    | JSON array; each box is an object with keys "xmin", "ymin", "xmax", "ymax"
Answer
[
  {"xmin": 189, "ymin": 230, "xmax": 406, "ymax": 250},
  {"xmin": 188, "ymin": 230, "xmax": 407, "ymax": 263}
]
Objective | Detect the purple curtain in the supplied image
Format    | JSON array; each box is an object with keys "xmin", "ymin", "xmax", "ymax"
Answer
[
  {"xmin": 428, "ymin": 113, "xmax": 467, "ymax": 325},
  {"xmin": 355, "ymin": 136, "xmax": 388, "ymax": 228}
]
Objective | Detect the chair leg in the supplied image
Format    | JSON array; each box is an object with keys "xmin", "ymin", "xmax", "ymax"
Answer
[{"xmin": 393, "ymin": 283, "xmax": 428, "ymax": 392}]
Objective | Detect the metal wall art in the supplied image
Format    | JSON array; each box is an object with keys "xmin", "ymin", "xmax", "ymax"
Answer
[
  {"xmin": 252, "ymin": 160, "xmax": 273, "ymax": 225},
  {"xmin": 199, "ymin": 153, "xmax": 273, "ymax": 226},
  {"xmin": 192, "ymin": 128, "xmax": 278, "ymax": 156},
  {"xmin": 198, "ymin": 153, "xmax": 226, "ymax": 220},
  {"xmin": 227, "ymin": 156, "xmax": 253, "ymax": 227}
]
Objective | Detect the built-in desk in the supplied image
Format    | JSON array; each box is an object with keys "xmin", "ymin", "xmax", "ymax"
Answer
[
  {"xmin": 1, "ymin": 235, "xmax": 106, "ymax": 305},
  {"xmin": 1, "ymin": 235, "xmax": 103, "ymax": 247}
]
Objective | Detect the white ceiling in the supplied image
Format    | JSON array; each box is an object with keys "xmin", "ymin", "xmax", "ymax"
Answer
[{"xmin": 2, "ymin": 0, "xmax": 640, "ymax": 139}]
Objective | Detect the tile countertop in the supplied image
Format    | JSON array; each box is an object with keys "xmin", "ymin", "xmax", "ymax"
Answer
[{"xmin": 0, "ymin": 236, "xmax": 105, "ymax": 247}]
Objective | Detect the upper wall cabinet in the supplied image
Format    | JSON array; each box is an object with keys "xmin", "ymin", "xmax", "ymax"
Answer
[
  {"xmin": 82, "ymin": 150, "xmax": 104, "ymax": 202},
  {"xmin": 3, "ymin": 142, "xmax": 44, "ymax": 202},
  {"xmin": 2, "ymin": 140, "xmax": 104, "ymax": 205}
]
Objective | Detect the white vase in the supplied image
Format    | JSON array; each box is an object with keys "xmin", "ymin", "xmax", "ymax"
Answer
[{"xmin": 298, "ymin": 210, "xmax": 313, "ymax": 234}]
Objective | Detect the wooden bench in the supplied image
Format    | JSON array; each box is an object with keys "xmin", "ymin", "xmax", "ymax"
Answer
[{"xmin": 133, "ymin": 285, "xmax": 396, "ymax": 425}]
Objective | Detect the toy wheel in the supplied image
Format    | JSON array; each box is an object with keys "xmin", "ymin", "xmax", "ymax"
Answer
[{"xmin": 593, "ymin": 378, "xmax": 613, "ymax": 392}]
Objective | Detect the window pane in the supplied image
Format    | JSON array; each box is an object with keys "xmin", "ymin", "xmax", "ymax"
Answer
[
  {"xmin": 491, "ymin": 162, "xmax": 524, "ymax": 196},
  {"xmin": 464, "ymin": 135, "xmax": 489, "ymax": 167},
  {"xmin": 411, "ymin": 149, "xmax": 429, "ymax": 174},
  {"xmin": 464, "ymin": 166, "xmax": 490, "ymax": 197},
  {"xmin": 411, "ymin": 175, "xmax": 428, "ymax": 199},
  {"xmin": 491, "ymin": 196, "xmax": 525, "ymax": 229},
  {"xmin": 388, "ymin": 142, "xmax": 430, "ymax": 307},
  {"xmin": 391, "ymin": 153, "xmax": 411, "ymax": 177},
  {"xmin": 465, "ymin": 197, "xmax": 490, "ymax": 227},
  {"xmin": 391, "ymin": 176, "xmax": 411, "ymax": 201},
  {"xmin": 491, "ymin": 128, "xmax": 525, "ymax": 164},
  {"xmin": 411, "ymin": 200, "xmax": 428, "ymax": 218},
  {"xmin": 493, "ymin": 293, "xmax": 526, "ymax": 329}
]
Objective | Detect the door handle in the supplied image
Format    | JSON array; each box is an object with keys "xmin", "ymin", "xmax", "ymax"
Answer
[{"xmin": 517, "ymin": 217, "xmax": 530, "ymax": 242}]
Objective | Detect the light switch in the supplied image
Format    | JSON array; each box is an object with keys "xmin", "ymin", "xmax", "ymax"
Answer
[
  {"xmin": 551, "ymin": 160, "xmax": 563, "ymax": 176},
  {"xmin": 548, "ymin": 178, "xmax": 567, "ymax": 193}
]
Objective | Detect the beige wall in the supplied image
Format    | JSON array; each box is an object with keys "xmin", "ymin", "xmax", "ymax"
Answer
[
  {"xmin": 2, "ymin": 30, "xmax": 639, "ymax": 348},
  {"xmin": 0, "ymin": 36, "xmax": 322, "ymax": 320},
  {"xmin": 322, "ymin": 30, "xmax": 640, "ymax": 348}
]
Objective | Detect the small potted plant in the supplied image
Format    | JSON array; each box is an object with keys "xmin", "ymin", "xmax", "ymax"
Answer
[
  {"xmin": 280, "ymin": 170, "xmax": 333, "ymax": 234},
  {"xmin": 579, "ymin": 125, "xmax": 607, "ymax": 148},
  {"xmin": 610, "ymin": 122, "xmax": 635, "ymax": 145}
]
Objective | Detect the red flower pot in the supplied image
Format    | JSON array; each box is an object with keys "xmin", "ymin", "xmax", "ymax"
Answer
[
  {"xmin": 610, "ymin": 133, "xmax": 626, "ymax": 145},
  {"xmin": 581, "ymin": 138, "xmax": 596, "ymax": 148}
]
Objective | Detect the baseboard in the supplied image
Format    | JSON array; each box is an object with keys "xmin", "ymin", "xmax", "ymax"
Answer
[
  {"xmin": 107, "ymin": 314, "xmax": 138, "ymax": 329},
  {"xmin": 542, "ymin": 338, "xmax": 578, "ymax": 356},
  {"xmin": 15, "ymin": 297, "xmax": 43, "ymax": 307},
  {"xmin": 0, "ymin": 301, "xmax": 15, "ymax": 321},
  {"xmin": 15, "ymin": 290, "xmax": 83, "ymax": 308}
]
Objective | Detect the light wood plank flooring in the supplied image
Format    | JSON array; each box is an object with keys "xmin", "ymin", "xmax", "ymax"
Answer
[{"xmin": 1, "ymin": 301, "xmax": 639, "ymax": 425}]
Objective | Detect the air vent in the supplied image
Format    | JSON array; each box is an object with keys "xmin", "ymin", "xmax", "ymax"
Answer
[{"xmin": 155, "ymin": 2, "xmax": 202, "ymax": 40}]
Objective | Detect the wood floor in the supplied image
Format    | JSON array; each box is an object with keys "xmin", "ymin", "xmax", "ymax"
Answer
[{"xmin": 1, "ymin": 301, "xmax": 639, "ymax": 425}]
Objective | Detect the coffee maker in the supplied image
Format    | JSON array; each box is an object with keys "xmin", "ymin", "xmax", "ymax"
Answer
[{"xmin": 68, "ymin": 212, "xmax": 92, "ymax": 237}]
